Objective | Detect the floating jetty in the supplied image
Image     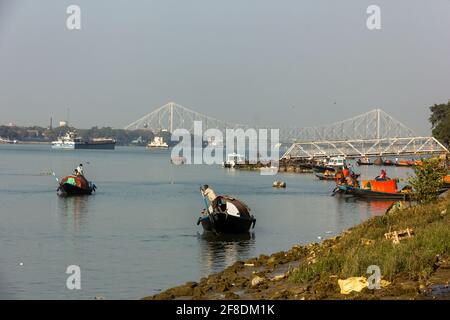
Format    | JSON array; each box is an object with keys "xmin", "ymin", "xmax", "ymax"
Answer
[
  {"xmin": 225, "ymin": 158, "xmax": 314, "ymax": 173},
  {"xmin": 277, "ymin": 158, "xmax": 313, "ymax": 173}
]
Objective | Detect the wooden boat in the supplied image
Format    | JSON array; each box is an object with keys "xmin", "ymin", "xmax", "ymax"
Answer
[
  {"xmin": 197, "ymin": 195, "xmax": 256, "ymax": 234},
  {"xmin": 383, "ymin": 160, "xmax": 395, "ymax": 166},
  {"xmin": 312, "ymin": 165, "xmax": 336, "ymax": 173},
  {"xmin": 395, "ymin": 160, "xmax": 415, "ymax": 167},
  {"xmin": 336, "ymin": 185, "xmax": 411, "ymax": 200},
  {"xmin": 336, "ymin": 178, "xmax": 411, "ymax": 200},
  {"xmin": 356, "ymin": 158, "xmax": 373, "ymax": 166},
  {"xmin": 57, "ymin": 175, "xmax": 96, "ymax": 196},
  {"xmin": 316, "ymin": 172, "xmax": 360, "ymax": 181},
  {"xmin": 315, "ymin": 173, "xmax": 336, "ymax": 180}
]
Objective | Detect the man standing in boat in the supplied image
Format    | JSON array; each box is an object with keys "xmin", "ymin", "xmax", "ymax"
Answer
[
  {"xmin": 201, "ymin": 184, "xmax": 219, "ymax": 211},
  {"xmin": 76, "ymin": 164, "xmax": 84, "ymax": 176}
]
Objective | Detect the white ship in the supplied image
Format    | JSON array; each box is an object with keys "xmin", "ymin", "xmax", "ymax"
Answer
[
  {"xmin": 146, "ymin": 136, "xmax": 169, "ymax": 149},
  {"xmin": 0, "ymin": 137, "xmax": 18, "ymax": 144},
  {"xmin": 52, "ymin": 131, "xmax": 116, "ymax": 150}
]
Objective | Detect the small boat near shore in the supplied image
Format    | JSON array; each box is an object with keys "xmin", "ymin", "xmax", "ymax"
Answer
[
  {"xmin": 197, "ymin": 195, "xmax": 256, "ymax": 234},
  {"xmin": 313, "ymin": 156, "xmax": 346, "ymax": 172},
  {"xmin": 336, "ymin": 184, "xmax": 411, "ymax": 200},
  {"xmin": 356, "ymin": 157, "xmax": 373, "ymax": 166},
  {"xmin": 57, "ymin": 175, "xmax": 96, "ymax": 196},
  {"xmin": 395, "ymin": 160, "xmax": 415, "ymax": 167},
  {"xmin": 312, "ymin": 165, "xmax": 336, "ymax": 173},
  {"xmin": 335, "ymin": 177, "xmax": 412, "ymax": 200},
  {"xmin": 383, "ymin": 160, "xmax": 396, "ymax": 166},
  {"xmin": 316, "ymin": 172, "xmax": 360, "ymax": 181}
]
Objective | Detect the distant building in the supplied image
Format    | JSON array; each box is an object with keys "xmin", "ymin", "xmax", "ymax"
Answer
[
  {"xmin": 27, "ymin": 130, "xmax": 40, "ymax": 137},
  {"xmin": 59, "ymin": 121, "xmax": 67, "ymax": 127}
]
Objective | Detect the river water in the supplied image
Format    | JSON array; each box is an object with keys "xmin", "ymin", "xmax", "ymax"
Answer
[{"xmin": 0, "ymin": 144, "xmax": 413, "ymax": 299}]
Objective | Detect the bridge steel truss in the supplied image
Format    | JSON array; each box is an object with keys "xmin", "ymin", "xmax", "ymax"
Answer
[
  {"xmin": 281, "ymin": 136, "xmax": 448, "ymax": 159},
  {"xmin": 124, "ymin": 102, "xmax": 449, "ymax": 157}
]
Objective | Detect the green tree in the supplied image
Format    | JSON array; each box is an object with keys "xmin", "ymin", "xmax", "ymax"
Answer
[
  {"xmin": 430, "ymin": 100, "xmax": 450, "ymax": 145},
  {"xmin": 409, "ymin": 158, "xmax": 447, "ymax": 203}
]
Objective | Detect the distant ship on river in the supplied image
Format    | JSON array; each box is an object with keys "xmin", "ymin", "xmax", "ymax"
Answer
[
  {"xmin": 0, "ymin": 137, "xmax": 18, "ymax": 144},
  {"xmin": 51, "ymin": 131, "xmax": 116, "ymax": 150},
  {"xmin": 146, "ymin": 136, "xmax": 169, "ymax": 149}
]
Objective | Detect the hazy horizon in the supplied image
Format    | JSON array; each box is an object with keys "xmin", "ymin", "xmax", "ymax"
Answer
[{"xmin": 1, "ymin": 0, "xmax": 449, "ymax": 135}]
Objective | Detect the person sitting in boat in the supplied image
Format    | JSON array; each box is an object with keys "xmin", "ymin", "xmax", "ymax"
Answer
[
  {"xmin": 201, "ymin": 184, "xmax": 220, "ymax": 211},
  {"xmin": 336, "ymin": 172, "xmax": 346, "ymax": 185},
  {"xmin": 375, "ymin": 169, "xmax": 387, "ymax": 181},
  {"xmin": 345, "ymin": 175, "xmax": 359, "ymax": 187},
  {"xmin": 76, "ymin": 164, "xmax": 84, "ymax": 176}
]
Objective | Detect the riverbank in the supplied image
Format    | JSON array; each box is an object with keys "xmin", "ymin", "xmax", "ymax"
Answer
[{"xmin": 146, "ymin": 195, "xmax": 450, "ymax": 300}]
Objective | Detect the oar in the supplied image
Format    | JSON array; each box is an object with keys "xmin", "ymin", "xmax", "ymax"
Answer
[
  {"xmin": 51, "ymin": 171, "xmax": 62, "ymax": 192},
  {"xmin": 51, "ymin": 171, "xmax": 59, "ymax": 183}
]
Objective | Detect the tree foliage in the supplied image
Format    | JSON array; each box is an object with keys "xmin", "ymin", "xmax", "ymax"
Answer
[
  {"xmin": 408, "ymin": 158, "xmax": 447, "ymax": 203},
  {"xmin": 429, "ymin": 100, "xmax": 450, "ymax": 145},
  {"xmin": 0, "ymin": 125, "xmax": 162, "ymax": 146}
]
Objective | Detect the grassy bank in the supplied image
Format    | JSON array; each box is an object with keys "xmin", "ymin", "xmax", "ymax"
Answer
[
  {"xmin": 291, "ymin": 198, "xmax": 450, "ymax": 285},
  {"xmin": 147, "ymin": 195, "xmax": 450, "ymax": 300}
]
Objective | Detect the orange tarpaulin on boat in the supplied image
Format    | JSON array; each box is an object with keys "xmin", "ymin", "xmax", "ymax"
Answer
[
  {"xmin": 369, "ymin": 179, "xmax": 397, "ymax": 193},
  {"xmin": 342, "ymin": 168, "xmax": 350, "ymax": 177}
]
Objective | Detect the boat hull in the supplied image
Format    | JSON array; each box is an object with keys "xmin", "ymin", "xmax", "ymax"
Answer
[
  {"xmin": 395, "ymin": 162, "xmax": 414, "ymax": 167},
  {"xmin": 337, "ymin": 185, "xmax": 410, "ymax": 200},
  {"xmin": 198, "ymin": 213, "xmax": 256, "ymax": 234},
  {"xmin": 146, "ymin": 146, "xmax": 169, "ymax": 149},
  {"xmin": 57, "ymin": 175, "xmax": 96, "ymax": 196},
  {"xmin": 315, "ymin": 173, "xmax": 336, "ymax": 180},
  {"xmin": 58, "ymin": 183, "xmax": 94, "ymax": 196},
  {"xmin": 52, "ymin": 142, "xmax": 115, "ymax": 150},
  {"xmin": 316, "ymin": 173, "xmax": 360, "ymax": 181},
  {"xmin": 356, "ymin": 160, "xmax": 373, "ymax": 166},
  {"xmin": 312, "ymin": 165, "xmax": 336, "ymax": 173}
]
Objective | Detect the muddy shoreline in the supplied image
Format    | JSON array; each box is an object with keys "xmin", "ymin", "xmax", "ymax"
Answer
[{"xmin": 146, "ymin": 199, "xmax": 450, "ymax": 300}]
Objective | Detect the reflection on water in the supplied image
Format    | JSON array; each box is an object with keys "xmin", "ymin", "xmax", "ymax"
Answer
[
  {"xmin": 57, "ymin": 196, "xmax": 90, "ymax": 232},
  {"xmin": 198, "ymin": 232, "xmax": 255, "ymax": 274},
  {"xmin": 356, "ymin": 199, "xmax": 395, "ymax": 216},
  {"xmin": 0, "ymin": 145, "xmax": 418, "ymax": 299}
]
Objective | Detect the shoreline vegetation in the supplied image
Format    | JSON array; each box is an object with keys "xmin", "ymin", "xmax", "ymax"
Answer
[
  {"xmin": 0, "ymin": 125, "xmax": 163, "ymax": 146},
  {"xmin": 146, "ymin": 193, "xmax": 450, "ymax": 300}
]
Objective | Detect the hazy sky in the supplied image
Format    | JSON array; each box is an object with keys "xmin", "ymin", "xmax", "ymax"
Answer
[{"xmin": 0, "ymin": 0, "xmax": 449, "ymax": 135}]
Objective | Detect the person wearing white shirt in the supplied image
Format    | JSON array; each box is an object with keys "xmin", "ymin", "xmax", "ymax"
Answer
[{"xmin": 76, "ymin": 164, "xmax": 84, "ymax": 176}]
